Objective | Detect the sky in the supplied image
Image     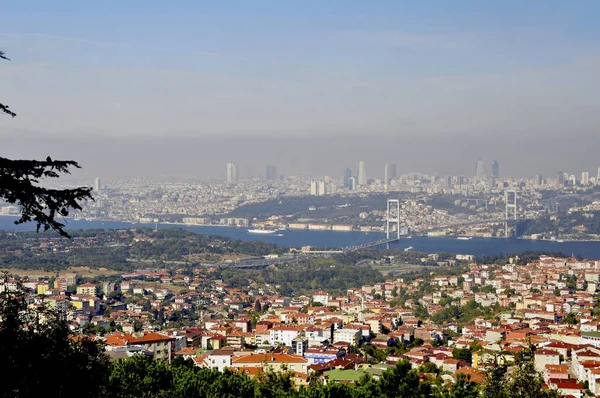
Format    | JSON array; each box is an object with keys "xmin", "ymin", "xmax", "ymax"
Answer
[{"xmin": 1, "ymin": 1, "xmax": 600, "ymax": 180}]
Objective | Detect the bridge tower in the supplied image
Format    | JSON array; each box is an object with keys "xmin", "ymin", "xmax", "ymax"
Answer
[
  {"xmin": 505, "ymin": 190, "xmax": 517, "ymax": 237},
  {"xmin": 386, "ymin": 199, "xmax": 401, "ymax": 241}
]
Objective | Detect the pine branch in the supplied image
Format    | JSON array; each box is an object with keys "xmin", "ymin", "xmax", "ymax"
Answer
[{"xmin": 0, "ymin": 156, "xmax": 94, "ymax": 238}]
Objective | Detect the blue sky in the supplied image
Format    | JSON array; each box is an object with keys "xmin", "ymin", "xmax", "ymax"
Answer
[{"xmin": 2, "ymin": 1, "xmax": 600, "ymax": 177}]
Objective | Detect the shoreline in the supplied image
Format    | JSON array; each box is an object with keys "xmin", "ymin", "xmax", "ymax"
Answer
[{"xmin": 3, "ymin": 215, "xmax": 600, "ymax": 243}]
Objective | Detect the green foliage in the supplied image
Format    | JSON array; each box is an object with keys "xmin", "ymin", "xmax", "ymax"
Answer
[
  {"xmin": 438, "ymin": 373, "xmax": 479, "ymax": 398},
  {"xmin": 0, "ymin": 228, "xmax": 284, "ymax": 271},
  {"xmin": 561, "ymin": 312, "xmax": 578, "ymax": 325},
  {"xmin": 431, "ymin": 299, "xmax": 501, "ymax": 327},
  {"xmin": 481, "ymin": 355, "xmax": 562, "ymax": 398},
  {"xmin": 452, "ymin": 348, "xmax": 472, "ymax": 365},
  {"xmin": 0, "ymin": 276, "xmax": 109, "ymax": 398},
  {"xmin": 221, "ymin": 257, "xmax": 384, "ymax": 295},
  {"xmin": 0, "ymin": 157, "xmax": 93, "ymax": 238}
]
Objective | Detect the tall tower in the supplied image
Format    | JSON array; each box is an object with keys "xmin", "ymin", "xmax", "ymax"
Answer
[
  {"xmin": 597, "ymin": 167, "xmax": 600, "ymax": 185},
  {"xmin": 384, "ymin": 164, "xmax": 397, "ymax": 184},
  {"xmin": 310, "ymin": 180, "xmax": 318, "ymax": 195},
  {"xmin": 535, "ymin": 173, "xmax": 543, "ymax": 186},
  {"xmin": 505, "ymin": 190, "xmax": 517, "ymax": 237},
  {"xmin": 582, "ymin": 171, "xmax": 590, "ymax": 185},
  {"xmin": 557, "ymin": 171, "xmax": 565, "ymax": 186},
  {"xmin": 265, "ymin": 165, "xmax": 277, "ymax": 181},
  {"xmin": 226, "ymin": 163, "xmax": 238, "ymax": 182},
  {"xmin": 358, "ymin": 161, "xmax": 367, "ymax": 186},
  {"xmin": 386, "ymin": 199, "xmax": 400, "ymax": 241},
  {"xmin": 475, "ymin": 159, "xmax": 485, "ymax": 180},
  {"xmin": 93, "ymin": 178, "xmax": 102, "ymax": 193},
  {"xmin": 343, "ymin": 168, "xmax": 352, "ymax": 188},
  {"xmin": 348, "ymin": 177, "xmax": 356, "ymax": 191},
  {"xmin": 491, "ymin": 160, "xmax": 499, "ymax": 178}
]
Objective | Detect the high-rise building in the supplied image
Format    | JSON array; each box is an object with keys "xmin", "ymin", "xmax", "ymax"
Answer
[
  {"xmin": 93, "ymin": 178, "xmax": 102, "ymax": 193},
  {"xmin": 491, "ymin": 160, "xmax": 499, "ymax": 178},
  {"xmin": 557, "ymin": 171, "xmax": 565, "ymax": 186},
  {"xmin": 310, "ymin": 179, "xmax": 318, "ymax": 195},
  {"xmin": 348, "ymin": 177, "xmax": 356, "ymax": 191},
  {"xmin": 226, "ymin": 163, "xmax": 238, "ymax": 182},
  {"xmin": 535, "ymin": 173, "xmax": 543, "ymax": 186},
  {"xmin": 265, "ymin": 165, "xmax": 277, "ymax": 181},
  {"xmin": 475, "ymin": 159, "xmax": 485, "ymax": 180},
  {"xmin": 310, "ymin": 179, "xmax": 330, "ymax": 196},
  {"xmin": 384, "ymin": 164, "xmax": 397, "ymax": 184},
  {"xmin": 597, "ymin": 167, "xmax": 600, "ymax": 185},
  {"xmin": 358, "ymin": 161, "xmax": 367, "ymax": 186},
  {"xmin": 445, "ymin": 176, "xmax": 452, "ymax": 187},
  {"xmin": 318, "ymin": 180, "xmax": 326, "ymax": 195},
  {"xmin": 343, "ymin": 168, "xmax": 352, "ymax": 188},
  {"xmin": 582, "ymin": 171, "xmax": 590, "ymax": 185}
]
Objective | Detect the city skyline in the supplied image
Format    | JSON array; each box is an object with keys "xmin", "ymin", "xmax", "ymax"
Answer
[{"xmin": 3, "ymin": 2, "xmax": 600, "ymax": 180}]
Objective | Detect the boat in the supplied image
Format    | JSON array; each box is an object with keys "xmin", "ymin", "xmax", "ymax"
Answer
[
  {"xmin": 457, "ymin": 236, "xmax": 472, "ymax": 240},
  {"xmin": 247, "ymin": 228, "xmax": 278, "ymax": 235},
  {"xmin": 404, "ymin": 246, "xmax": 414, "ymax": 252},
  {"xmin": 274, "ymin": 233, "xmax": 284, "ymax": 237}
]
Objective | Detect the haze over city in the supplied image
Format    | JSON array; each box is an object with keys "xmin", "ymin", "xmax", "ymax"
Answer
[{"xmin": 2, "ymin": 1, "xmax": 600, "ymax": 178}]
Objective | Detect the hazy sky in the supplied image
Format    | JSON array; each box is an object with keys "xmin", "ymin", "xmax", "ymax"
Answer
[{"xmin": 1, "ymin": 1, "xmax": 600, "ymax": 179}]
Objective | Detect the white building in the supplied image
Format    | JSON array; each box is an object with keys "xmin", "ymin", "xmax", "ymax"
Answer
[
  {"xmin": 312, "ymin": 292, "xmax": 329, "ymax": 306},
  {"xmin": 358, "ymin": 161, "xmax": 367, "ymax": 186},
  {"xmin": 582, "ymin": 171, "xmax": 590, "ymax": 185},
  {"xmin": 206, "ymin": 348, "xmax": 234, "ymax": 371},
  {"xmin": 269, "ymin": 325, "xmax": 304, "ymax": 346},
  {"xmin": 333, "ymin": 328, "xmax": 362, "ymax": 346},
  {"xmin": 226, "ymin": 163, "xmax": 239, "ymax": 182}
]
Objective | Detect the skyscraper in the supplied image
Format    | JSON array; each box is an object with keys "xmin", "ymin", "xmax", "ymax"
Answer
[
  {"xmin": 475, "ymin": 159, "xmax": 485, "ymax": 180},
  {"xmin": 597, "ymin": 167, "xmax": 600, "ymax": 185},
  {"xmin": 310, "ymin": 179, "xmax": 328, "ymax": 196},
  {"xmin": 491, "ymin": 160, "xmax": 499, "ymax": 178},
  {"xmin": 348, "ymin": 177, "xmax": 356, "ymax": 191},
  {"xmin": 557, "ymin": 171, "xmax": 565, "ymax": 186},
  {"xmin": 535, "ymin": 173, "xmax": 543, "ymax": 186},
  {"xmin": 226, "ymin": 163, "xmax": 238, "ymax": 182},
  {"xmin": 358, "ymin": 161, "xmax": 367, "ymax": 186},
  {"xmin": 582, "ymin": 171, "xmax": 590, "ymax": 185},
  {"xmin": 445, "ymin": 176, "xmax": 452, "ymax": 187},
  {"xmin": 384, "ymin": 164, "xmax": 397, "ymax": 184},
  {"xmin": 343, "ymin": 168, "xmax": 352, "ymax": 188},
  {"xmin": 265, "ymin": 165, "xmax": 277, "ymax": 181},
  {"xmin": 93, "ymin": 178, "xmax": 102, "ymax": 193},
  {"xmin": 310, "ymin": 179, "xmax": 318, "ymax": 195}
]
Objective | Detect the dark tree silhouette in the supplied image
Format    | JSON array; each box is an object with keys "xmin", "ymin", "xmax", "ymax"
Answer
[
  {"xmin": 1, "ymin": 50, "xmax": 92, "ymax": 237},
  {"xmin": 0, "ymin": 275, "xmax": 109, "ymax": 398},
  {"xmin": 0, "ymin": 51, "xmax": 16, "ymax": 117}
]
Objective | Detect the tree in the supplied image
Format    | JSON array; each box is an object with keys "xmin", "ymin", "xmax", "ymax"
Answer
[
  {"xmin": 378, "ymin": 359, "xmax": 432, "ymax": 397},
  {"xmin": 0, "ymin": 275, "xmax": 109, "ymax": 397},
  {"xmin": 254, "ymin": 299, "xmax": 262, "ymax": 313},
  {"xmin": 481, "ymin": 354, "xmax": 562, "ymax": 398},
  {"xmin": 0, "ymin": 51, "xmax": 17, "ymax": 117},
  {"xmin": 452, "ymin": 347, "xmax": 473, "ymax": 365},
  {"xmin": 561, "ymin": 312, "xmax": 578, "ymax": 325},
  {"xmin": 0, "ymin": 51, "xmax": 92, "ymax": 238},
  {"xmin": 438, "ymin": 373, "xmax": 479, "ymax": 398}
]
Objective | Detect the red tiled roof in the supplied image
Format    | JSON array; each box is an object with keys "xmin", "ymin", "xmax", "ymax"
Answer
[{"xmin": 232, "ymin": 353, "xmax": 307, "ymax": 364}]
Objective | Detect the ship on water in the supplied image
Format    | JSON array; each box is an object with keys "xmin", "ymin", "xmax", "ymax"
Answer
[{"xmin": 247, "ymin": 227, "xmax": 278, "ymax": 235}]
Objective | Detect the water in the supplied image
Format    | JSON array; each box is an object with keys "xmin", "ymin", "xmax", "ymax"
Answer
[{"xmin": 2, "ymin": 216, "xmax": 600, "ymax": 259}]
